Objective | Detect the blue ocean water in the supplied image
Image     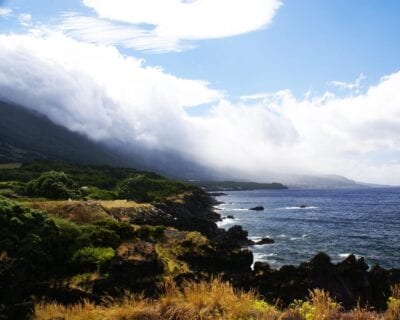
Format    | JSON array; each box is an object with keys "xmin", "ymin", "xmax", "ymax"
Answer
[{"xmin": 216, "ymin": 188, "xmax": 400, "ymax": 269}]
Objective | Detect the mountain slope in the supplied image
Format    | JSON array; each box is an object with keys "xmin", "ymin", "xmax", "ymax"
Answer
[
  {"xmin": 0, "ymin": 100, "xmax": 218, "ymax": 179},
  {"xmin": 0, "ymin": 100, "xmax": 131, "ymax": 166}
]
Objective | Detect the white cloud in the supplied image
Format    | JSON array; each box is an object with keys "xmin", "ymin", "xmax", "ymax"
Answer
[
  {"xmin": 329, "ymin": 73, "xmax": 366, "ymax": 92},
  {"xmin": 0, "ymin": 32, "xmax": 221, "ymax": 146},
  {"xmin": 58, "ymin": 13, "xmax": 190, "ymax": 53},
  {"xmin": 57, "ymin": 0, "xmax": 282, "ymax": 52},
  {"xmin": 0, "ymin": 7, "xmax": 12, "ymax": 16},
  {"xmin": 18, "ymin": 13, "xmax": 32, "ymax": 26},
  {"xmin": 0, "ymin": 32, "xmax": 400, "ymax": 185}
]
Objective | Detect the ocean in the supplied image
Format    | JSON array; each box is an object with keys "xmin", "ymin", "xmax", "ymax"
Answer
[{"xmin": 215, "ymin": 187, "xmax": 400, "ymax": 269}]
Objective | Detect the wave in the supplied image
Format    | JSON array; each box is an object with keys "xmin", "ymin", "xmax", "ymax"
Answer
[
  {"xmin": 249, "ymin": 236, "xmax": 271, "ymax": 241},
  {"xmin": 217, "ymin": 218, "xmax": 238, "ymax": 227},
  {"xmin": 290, "ymin": 234, "xmax": 308, "ymax": 241},
  {"xmin": 278, "ymin": 206, "xmax": 319, "ymax": 210},
  {"xmin": 338, "ymin": 253, "xmax": 362, "ymax": 259}
]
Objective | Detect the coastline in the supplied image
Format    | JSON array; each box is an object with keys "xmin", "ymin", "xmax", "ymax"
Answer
[
  {"xmin": 207, "ymin": 190, "xmax": 400, "ymax": 310},
  {"xmin": 211, "ymin": 187, "xmax": 400, "ymax": 269}
]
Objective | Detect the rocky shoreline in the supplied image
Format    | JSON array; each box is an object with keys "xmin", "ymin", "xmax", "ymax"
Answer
[
  {"xmin": 112, "ymin": 190, "xmax": 400, "ymax": 310},
  {"xmin": 202, "ymin": 193, "xmax": 400, "ymax": 310}
]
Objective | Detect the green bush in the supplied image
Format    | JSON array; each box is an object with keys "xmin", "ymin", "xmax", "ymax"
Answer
[
  {"xmin": 0, "ymin": 198, "xmax": 70, "ymax": 270},
  {"xmin": 0, "ymin": 181, "xmax": 26, "ymax": 195},
  {"xmin": 0, "ymin": 198, "xmax": 127, "ymax": 275},
  {"xmin": 81, "ymin": 186, "xmax": 117, "ymax": 200},
  {"xmin": 25, "ymin": 171, "xmax": 78, "ymax": 199},
  {"xmin": 71, "ymin": 246, "xmax": 115, "ymax": 271},
  {"xmin": 118, "ymin": 174, "xmax": 190, "ymax": 202},
  {"xmin": 118, "ymin": 175, "xmax": 158, "ymax": 202},
  {"xmin": 93, "ymin": 219, "xmax": 134, "ymax": 240},
  {"xmin": 79, "ymin": 225, "xmax": 121, "ymax": 248}
]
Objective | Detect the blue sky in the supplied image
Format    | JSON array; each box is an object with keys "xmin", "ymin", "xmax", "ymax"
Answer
[
  {"xmin": 1, "ymin": 0, "xmax": 400, "ymax": 184},
  {"xmin": 2, "ymin": 0, "xmax": 400, "ymax": 97}
]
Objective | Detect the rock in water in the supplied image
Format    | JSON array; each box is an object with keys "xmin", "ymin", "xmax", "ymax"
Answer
[
  {"xmin": 249, "ymin": 206, "xmax": 264, "ymax": 211},
  {"xmin": 254, "ymin": 237, "xmax": 275, "ymax": 245}
]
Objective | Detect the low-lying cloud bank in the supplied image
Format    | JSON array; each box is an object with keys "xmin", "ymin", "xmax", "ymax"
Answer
[{"xmin": 0, "ymin": 32, "xmax": 400, "ymax": 185}]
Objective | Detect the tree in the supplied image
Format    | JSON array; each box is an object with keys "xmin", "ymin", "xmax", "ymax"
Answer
[
  {"xmin": 118, "ymin": 174, "xmax": 158, "ymax": 202},
  {"xmin": 25, "ymin": 171, "xmax": 77, "ymax": 199}
]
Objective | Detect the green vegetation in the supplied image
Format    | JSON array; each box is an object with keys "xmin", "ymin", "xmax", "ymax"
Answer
[
  {"xmin": 0, "ymin": 162, "xmax": 22, "ymax": 169},
  {"xmin": 118, "ymin": 174, "xmax": 191, "ymax": 202},
  {"xmin": 0, "ymin": 197, "xmax": 134, "ymax": 275},
  {"xmin": 0, "ymin": 160, "xmax": 194, "ymax": 203},
  {"xmin": 25, "ymin": 171, "xmax": 78, "ymax": 199},
  {"xmin": 71, "ymin": 247, "xmax": 115, "ymax": 271},
  {"xmin": 1, "ymin": 160, "xmax": 398, "ymax": 320}
]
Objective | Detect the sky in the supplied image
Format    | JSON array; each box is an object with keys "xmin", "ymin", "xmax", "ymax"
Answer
[{"xmin": 1, "ymin": 0, "xmax": 400, "ymax": 185}]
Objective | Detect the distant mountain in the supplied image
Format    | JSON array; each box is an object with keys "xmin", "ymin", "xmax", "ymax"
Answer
[
  {"xmin": 190, "ymin": 180, "xmax": 288, "ymax": 191},
  {"xmin": 285, "ymin": 174, "xmax": 361, "ymax": 189}
]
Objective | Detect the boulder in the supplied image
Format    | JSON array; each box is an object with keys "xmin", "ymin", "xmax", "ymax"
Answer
[
  {"xmin": 249, "ymin": 206, "xmax": 264, "ymax": 211},
  {"xmin": 254, "ymin": 237, "xmax": 275, "ymax": 245}
]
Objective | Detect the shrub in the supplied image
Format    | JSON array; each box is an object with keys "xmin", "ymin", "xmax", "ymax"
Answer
[
  {"xmin": 25, "ymin": 171, "xmax": 78, "ymax": 199},
  {"xmin": 71, "ymin": 247, "xmax": 115, "ymax": 271},
  {"xmin": 79, "ymin": 225, "xmax": 121, "ymax": 248},
  {"xmin": 386, "ymin": 285, "xmax": 400, "ymax": 320},
  {"xmin": 0, "ymin": 181, "xmax": 25, "ymax": 195},
  {"xmin": 0, "ymin": 198, "xmax": 56, "ymax": 264},
  {"xmin": 118, "ymin": 175, "xmax": 159, "ymax": 202},
  {"xmin": 288, "ymin": 289, "xmax": 341, "ymax": 320},
  {"xmin": 118, "ymin": 174, "xmax": 190, "ymax": 203},
  {"xmin": 93, "ymin": 219, "xmax": 134, "ymax": 240},
  {"xmin": 81, "ymin": 186, "xmax": 117, "ymax": 200}
]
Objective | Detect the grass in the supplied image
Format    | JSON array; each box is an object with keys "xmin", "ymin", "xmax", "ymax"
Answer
[
  {"xmin": 0, "ymin": 162, "xmax": 22, "ymax": 169},
  {"xmin": 20, "ymin": 199, "xmax": 154, "ymax": 224},
  {"xmin": 34, "ymin": 281, "xmax": 400, "ymax": 320},
  {"xmin": 22, "ymin": 200, "xmax": 110, "ymax": 224},
  {"xmin": 96, "ymin": 199, "xmax": 153, "ymax": 210}
]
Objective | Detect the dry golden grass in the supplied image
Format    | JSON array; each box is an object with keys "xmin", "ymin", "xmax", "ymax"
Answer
[
  {"xmin": 34, "ymin": 280, "xmax": 399, "ymax": 320},
  {"xmin": 96, "ymin": 199, "xmax": 153, "ymax": 210},
  {"xmin": 24, "ymin": 200, "xmax": 110, "ymax": 224},
  {"xmin": 21, "ymin": 199, "xmax": 154, "ymax": 224},
  {"xmin": 385, "ymin": 285, "xmax": 400, "ymax": 320}
]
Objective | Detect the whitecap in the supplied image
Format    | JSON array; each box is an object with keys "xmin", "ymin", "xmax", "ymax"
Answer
[
  {"xmin": 216, "ymin": 218, "xmax": 238, "ymax": 227},
  {"xmin": 278, "ymin": 206, "xmax": 319, "ymax": 210},
  {"xmin": 338, "ymin": 253, "xmax": 362, "ymax": 259}
]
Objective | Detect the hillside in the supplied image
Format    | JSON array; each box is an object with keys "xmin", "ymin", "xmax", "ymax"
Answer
[
  {"xmin": 0, "ymin": 100, "xmax": 224, "ymax": 180},
  {"xmin": 191, "ymin": 180, "xmax": 288, "ymax": 191},
  {"xmin": 0, "ymin": 100, "xmax": 133, "ymax": 167}
]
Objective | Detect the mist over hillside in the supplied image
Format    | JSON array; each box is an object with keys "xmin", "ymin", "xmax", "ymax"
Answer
[
  {"xmin": 0, "ymin": 100, "xmax": 222, "ymax": 180},
  {"xmin": 0, "ymin": 100, "xmax": 370, "ymax": 188}
]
